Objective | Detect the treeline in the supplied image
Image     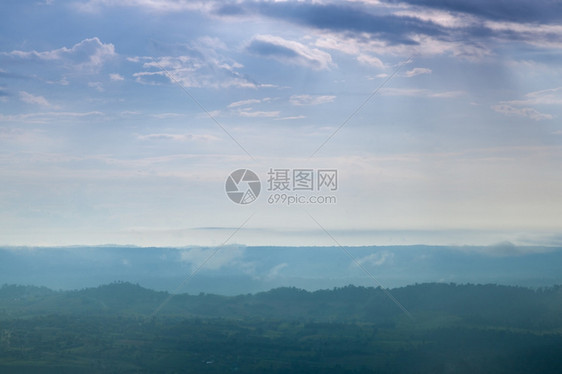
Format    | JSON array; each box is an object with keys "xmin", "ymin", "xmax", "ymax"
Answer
[
  {"xmin": 1, "ymin": 282, "xmax": 561, "ymax": 373},
  {"xmin": 0, "ymin": 314, "xmax": 561, "ymax": 373},
  {"xmin": 1, "ymin": 282, "xmax": 561, "ymax": 330}
]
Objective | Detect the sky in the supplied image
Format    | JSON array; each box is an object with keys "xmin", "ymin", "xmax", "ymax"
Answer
[{"xmin": 1, "ymin": 0, "xmax": 562, "ymax": 248}]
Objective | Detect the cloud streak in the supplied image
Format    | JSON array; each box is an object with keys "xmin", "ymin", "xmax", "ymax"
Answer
[
  {"xmin": 19, "ymin": 91, "xmax": 54, "ymax": 107},
  {"xmin": 290, "ymin": 94, "xmax": 336, "ymax": 106},
  {"xmin": 247, "ymin": 35, "xmax": 333, "ymax": 70},
  {"xmin": 3, "ymin": 37, "xmax": 115, "ymax": 71},
  {"xmin": 492, "ymin": 104, "xmax": 553, "ymax": 121}
]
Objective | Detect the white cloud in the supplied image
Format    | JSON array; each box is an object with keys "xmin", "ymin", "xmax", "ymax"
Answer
[
  {"xmin": 19, "ymin": 91, "xmax": 53, "ymax": 107},
  {"xmin": 430, "ymin": 90, "xmax": 465, "ymax": 98},
  {"xmin": 356, "ymin": 251, "xmax": 394, "ymax": 267},
  {"xmin": 492, "ymin": 87, "xmax": 561, "ymax": 121},
  {"xmin": 381, "ymin": 87, "xmax": 464, "ymax": 98},
  {"xmin": 491, "ymin": 104, "xmax": 553, "ymax": 121},
  {"xmin": 135, "ymin": 49, "xmax": 256, "ymax": 88},
  {"xmin": 315, "ymin": 35, "xmax": 387, "ymax": 68},
  {"xmin": 137, "ymin": 133, "xmax": 219, "ymax": 142},
  {"xmin": 0, "ymin": 127, "xmax": 49, "ymax": 145},
  {"xmin": 404, "ymin": 67, "xmax": 432, "ymax": 77},
  {"xmin": 76, "ymin": 0, "xmax": 212, "ymax": 13},
  {"xmin": 276, "ymin": 115, "xmax": 307, "ymax": 120},
  {"xmin": 150, "ymin": 112, "xmax": 183, "ymax": 119},
  {"xmin": 394, "ymin": 8, "xmax": 478, "ymax": 29},
  {"xmin": 290, "ymin": 94, "xmax": 336, "ymax": 106},
  {"xmin": 179, "ymin": 246, "xmax": 245, "ymax": 271},
  {"xmin": 237, "ymin": 109, "xmax": 280, "ymax": 118},
  {"xmin": 357, "ymin": 54, "xmax": 385, "ymax": 68},
  {"xmin": 88, "ymin": 81, "xmax": 104, "ymax": 92},
  {"xmin": 509, "ymin": 87, "xmax": 562, "ymax": 106},
  {"xmin": 266, "ymin": 262, "xmax": 288, "ymax": 280},
  {"xmin": 228, "ymin": 99, "xmax": 262, "ymax": 108},
  {"xmin": 109, "ymin": 73, "xmax": 124, "ymax": 81},
  {"xmin": 46, "ymin": 77, "xmax": 70, "ymax": 86},
  {"xmin": 0, "ymin": 111, "xmax": 104, "ymax": 124},
  {"xmin": 4, "ymin": 37, "xmax": 115, "ymax": 71}
]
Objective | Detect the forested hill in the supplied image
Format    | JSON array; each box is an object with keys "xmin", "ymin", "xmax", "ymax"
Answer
[{"xmin": 1, "ymin": 282, "xmax": 561, "ymax": 329}]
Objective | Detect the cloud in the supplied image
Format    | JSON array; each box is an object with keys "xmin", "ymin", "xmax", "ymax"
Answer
[
  {"xmin": 135, "ymin": 56, "xmax": 256, "ymax": 88},
  {"xmin": 315, "ymin": 36, "xmax": 386, "ymax": 68},
  {"xmin": 150, "ymin": 112, "xmax": 183, "ymax": 119},
  {"xmin": 491, "ymin": 87, "xmax": 561, "ymax": 121},
  {"xmin": 222, "ymin": 98, "xmax": 281, "ymax": 118},
  {"xmin": 384, "ymin": 0, "xmax": 562, "ymax": 24},
  {"xmin": 381, "ymin": 87, "xmax": 464, "ymax": 98},
  {"xmin": 19, "ymin": 91, "xmax": 54, "ymax": 107},
  {"xmin": 507, "ymin": 87, "xmax": 562, "ymax": 106},
  {"xmin": 4, "ymin": 37, "xmax": 115, "ymax": 71},
  {"xmin": 179, "ymin": 246, "xmax": 245, "ymax": 271},
  {"xmin": 247, "ymin": 35, "xmax": 333, "ymax": 70},
  {"xmin": 276, "ymin": 115, "xmax": 307, "ymax": 121},
  {"xmin": 227, "ymin": 1, "xmax": 562, "ymax": 62},
  {"xmin": 88, "ymin": 81, "xmax": 104, "ymax": 92},
  {"xmin": 266, "ymin": 262, "xmax": 288, "ymax": 280},
  {"xmin": 491, "ymin": 104, "xmax": 553, "ymax": 121},
  {"xmin": 228, "ymin": 99, "xmax": 262, "ymax": 108},
  {"xmin": 0, "ymin": 127, "xmax": 48, "ymax": 145},
  {"xmin": 233, "ymin": 2, "xmax": 440, "ymax": 46},
  {"xmin": 76, "ymin": 0, "xmax": 211, "ymax": 13},
  {"xmin": 74, "ymin": 1, "xmax": 562, "ymax": 65},
  {"xmin": 133, "ymin": 38, "xmax": 259, "ymax": 88},
  {"xmin": 0, "ymin": 111, "xmax": 104, "ymax": 124},
  {"xmin": 485, "ymin": 241, "xmax": 520, "ymax": 256},
  {"xmin": 290, "ymin": 94, "xmax": 336, "ymax": 106},
  {"xmin": 356, "ymin": 251, "xmax": 394, "ymax": 267},
  {"xmin": 237, "ymin": 109, "xmax": 280, "ymax": 118},
  {"xmin": 393, "ymin": 8, "xmax": 477, "ymax": 28},
  {"xmin": 356, "ymin": 54, "xmax": 386, "ymax": 68},
  {"xmin": 109, "ymin": 73, "xmax": 124, "ymax": 81},
  {"xmin": 404, "ymin": 67, "xmax": 431, "ymax": 77},
  {"xmin": 137, "ymin": 133, "xmax": 219, "ymax": 142}
]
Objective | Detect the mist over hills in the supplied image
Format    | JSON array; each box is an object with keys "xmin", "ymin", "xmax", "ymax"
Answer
[{"xmin": 1, "ymin": 245, "xmax": 561, "ymax": 295}]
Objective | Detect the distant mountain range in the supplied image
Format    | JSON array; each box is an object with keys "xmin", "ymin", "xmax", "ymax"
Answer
[{"xmin": 1, "ymin": 245, "xmax": 561, "ymax": 294}]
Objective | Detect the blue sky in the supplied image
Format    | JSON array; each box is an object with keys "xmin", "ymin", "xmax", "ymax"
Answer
[{"xmin": 1, "ymin": 0, "xmax": 562, "ymax": 247}]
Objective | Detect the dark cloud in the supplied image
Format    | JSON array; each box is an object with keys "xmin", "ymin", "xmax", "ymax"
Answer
[
  {"xmin": 382, "ymin": 0, "xmax": 562, "ymax": 24},
  {"xmin": 213, "ymin": 1, "xmax": 562, "ymax": 51},
  {"xmin": 215, "ymin": 2, "xmax": 447, "ymax": 45}
]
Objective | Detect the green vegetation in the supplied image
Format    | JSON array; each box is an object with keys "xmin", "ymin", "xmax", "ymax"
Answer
[{"xmin": 0, "ymin": 282, "xmax": 561, "ymax": 373}]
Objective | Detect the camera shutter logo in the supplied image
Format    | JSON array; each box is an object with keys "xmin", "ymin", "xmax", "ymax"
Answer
[{"xmin": 225, "ymin": 169, "xmax": 261, "ymax": 204}]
